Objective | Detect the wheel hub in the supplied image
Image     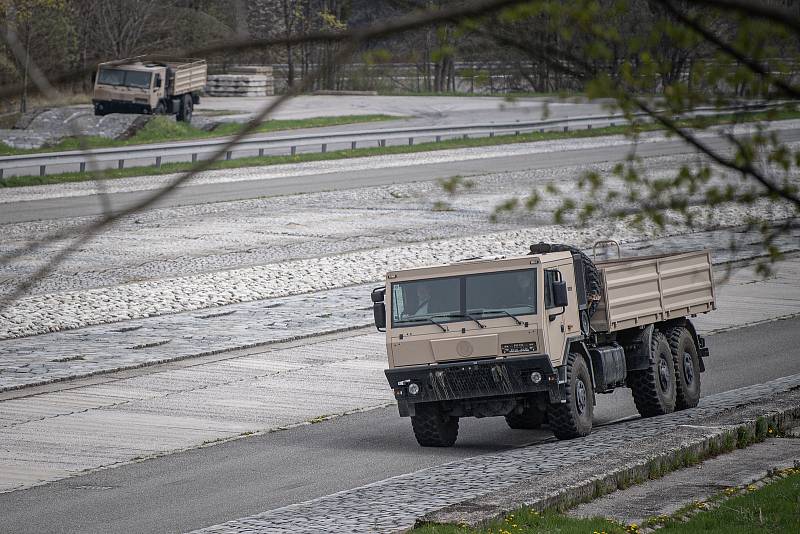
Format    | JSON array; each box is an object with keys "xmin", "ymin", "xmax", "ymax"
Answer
[
  {"xmin": 683, "ymin": 352, "xmax": 695, "ymax": 385},
  {"xmin": 575, "ymin": 379, "xmax": 587, "ymax": 415},
  {"xmin": 658, "ymin": 357, "xmax": 671, "ymax": 390}
]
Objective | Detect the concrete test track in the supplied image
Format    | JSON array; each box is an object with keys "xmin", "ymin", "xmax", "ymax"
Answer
[{"xmin": 1, "ymin": 317, "xmax": 799, "ymax": 533}]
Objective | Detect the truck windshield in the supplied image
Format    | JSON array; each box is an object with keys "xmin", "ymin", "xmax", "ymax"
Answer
[
  {"xmin": 97, "ymin": 68, "xmax": 152, "ymax": 88},
  {"xmin": 391, "ymin": 268, "xmax": 537, "ymax": 327}
]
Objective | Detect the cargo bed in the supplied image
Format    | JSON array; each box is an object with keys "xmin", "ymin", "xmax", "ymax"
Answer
[{"xmin": 590, "ymin": 250, "xmax": 715, "ymax": 333}]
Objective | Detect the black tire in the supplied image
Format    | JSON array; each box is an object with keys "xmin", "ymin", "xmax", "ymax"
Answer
[
  {"xmin": 549, "ymin": 353, "xmax": 594, "ymax": 440},
  {"xmin": 153, "ymin": 101, "xmax": 166, "ymax": 115},
  {"xmin": 627, "ymin": 330, "xmax": 677, "ymax": 417},
  {"xmin": 667, "ymin": 326, "xmax": 701, "ymax": 410},
  {"xmin": 505, "ymin": 405, "xmax": 546, "ymax": 430},
  {"xmin": 177, "ymin": 94, "xmax": 193, "ymax": 122},
  {"xmin": 411, "ymin": 406, "xmax": 459, "ymax": 447}
]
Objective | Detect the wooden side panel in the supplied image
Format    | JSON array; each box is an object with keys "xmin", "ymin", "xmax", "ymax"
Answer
[
  {"xmin": 591, "ymin": 250, "xmax": 715, "ymax": 333},
  {"xmin": 172, "ymin": 63, "xmax": 207, "ymax": 95}
]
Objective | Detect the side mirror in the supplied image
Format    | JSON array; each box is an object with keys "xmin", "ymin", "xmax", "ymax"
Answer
[
  {"xmin": 371, "ymin": 286, "xmax": 386, "ymax": 331},
  {"xmin": 373, "ymin": 302, "xmax": 386, "ymax": 331},
  {"xmin": 552, "ymin": 281, "xmax": 569, "ymax": 308},
  {"xmin": 371, "ymin": 287, "xmax": 385, "ymax": 303},
  {"xmin": 155, "ymin": 75, "xmax": 162, "ymax": 88}
]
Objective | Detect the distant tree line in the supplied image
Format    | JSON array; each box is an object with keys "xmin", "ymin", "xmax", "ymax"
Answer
[{"xmin": 1, "ymin": 0, "xmax": 798, "ymax": 107}]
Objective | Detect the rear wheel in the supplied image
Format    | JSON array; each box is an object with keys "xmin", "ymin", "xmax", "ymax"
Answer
[
  {"xmin": 667, "ymin": 326, "xmax": 701, "ymax": 410},
  {"xmin": 549, "ymin": 353, "xmax": 594, "ymax": 440},
  {"xmin": 177, "ymin": 94, "xmax": 193, "ymax": 122},
  {"xmin": 411, "ymin": 406, "xmax": 459, "ymax": 447},
  {"xmin": 505, "ymin": 405, "xmax": 546, "ymax": 430},
  {"xmin": 627, "ymin": 330, "xmax": 677, "ymax": 417}
]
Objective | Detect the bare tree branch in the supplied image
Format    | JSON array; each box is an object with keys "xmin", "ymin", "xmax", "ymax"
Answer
[
  {"xmin": 633, "ymin": 98, "xmax": 800, "ymax": 209},
  {"xmin": 685, "ymin": 0, "xmax": 800, "ymax": 35},
  {"xmin": 654, "ymin": 0, "xmax": 800, "ymax": 100}
]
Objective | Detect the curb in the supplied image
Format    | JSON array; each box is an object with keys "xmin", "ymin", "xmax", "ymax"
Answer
[{"xmin": 417, "ymin": 397, "xmax": 800, "ymax": 529}]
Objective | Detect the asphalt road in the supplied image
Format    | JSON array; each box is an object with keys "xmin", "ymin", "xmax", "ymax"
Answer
[
  {"xmin": 5, "ymin": 128, "xmax": 800, "ymax": 225},
  {"xmin": 1, "ymin": 316, "xmax": 799, "ymax": 534}
]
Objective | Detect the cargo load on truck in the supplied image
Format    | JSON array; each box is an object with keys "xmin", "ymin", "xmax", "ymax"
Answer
[
  {"xmin": 92, "ymin": 56, "xmax": 207, "ymax": 122},
  {"xmin": 371, "ymin": 242, "xmax": 715, "ymax": 446}
]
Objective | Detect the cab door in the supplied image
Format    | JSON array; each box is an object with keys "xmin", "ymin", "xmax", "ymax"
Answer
[{"xmin": 543, "ymin": 261, "xmax": 581, "ymax": 367}]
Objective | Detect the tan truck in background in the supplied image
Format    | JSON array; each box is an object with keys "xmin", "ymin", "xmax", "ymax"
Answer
[
  {"xmin": 372, "ymin": 243, "xmax": 715, "ymax": 446},
  {"xmin": 92, "ymin": 56, "xmax": 207, "ymax": 122}
]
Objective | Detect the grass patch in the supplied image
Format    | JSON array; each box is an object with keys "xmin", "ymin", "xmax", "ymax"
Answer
[
  {"xmin": 657, "ymin": 469, "xmax": 800, "ymax": 533},
  {"xmin": 2, "ymin": 108, "xmax": 798, "ymax": 188},
  {"xmin": 0, "ymin": 114, "xmax": 400, "ymax": 156},
  {"xmin": 414, "ymin": 509, "xmax": 628, "ymax": 534}
]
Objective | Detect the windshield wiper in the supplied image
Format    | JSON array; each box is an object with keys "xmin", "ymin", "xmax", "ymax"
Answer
[
  {"xmin": 474, "ymin": 309, "xmax": 528, "ymax": 326},
  {"xmin": 400, "ymin": 316, "xmax": 447, "ymax": 332},
  {"xmin": 433, "ymin": 313, "xmax": 487, "ymax": 329}
]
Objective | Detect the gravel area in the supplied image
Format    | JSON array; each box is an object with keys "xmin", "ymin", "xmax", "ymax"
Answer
[
  {"xmin": 3, "ymin": 205, "xmax": 796, "ymax": 341},
  {"xmin": 3, "ymin": 144, "xmax": 796, "ymax": 295}
]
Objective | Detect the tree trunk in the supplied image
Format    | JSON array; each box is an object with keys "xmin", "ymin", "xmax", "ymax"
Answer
[
  {"xmin": 286, "ymin": 43, "xmax": 295, "ymax": 87},
  {"xmin": 20, "ymin": 28, "xmax": 31, "ymax": 113}
]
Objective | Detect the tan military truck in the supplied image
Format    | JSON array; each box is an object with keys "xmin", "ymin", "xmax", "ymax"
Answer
[
  {"xmin": 92, "ymin": 56, "xmax": 207, "ymax": 122},
  {"xmin": 372, "ymin": 243, "xmax": 715, "ymax": 446}
]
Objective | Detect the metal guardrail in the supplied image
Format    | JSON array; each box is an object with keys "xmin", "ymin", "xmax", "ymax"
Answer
[{"xmin": 0, "ymin": 104, "xmax": 777, "ymax": 179}]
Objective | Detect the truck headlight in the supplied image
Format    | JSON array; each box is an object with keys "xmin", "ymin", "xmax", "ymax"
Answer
[
  {"xmin": 407, "ymin": 383, "xmax": 420, "ymax": 395},
  {"xmin": 530, "ymin": 371, "xmax": 543, "ymax": 384}
]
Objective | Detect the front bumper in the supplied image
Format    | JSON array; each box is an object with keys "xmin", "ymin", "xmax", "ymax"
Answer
[
  {"xmin": 385, "ymin": 354, "xmax": 560, "ymax": 416},
  {"xmin": 93, "ymin": 99, "xmax": 151, "ymax": 114}
]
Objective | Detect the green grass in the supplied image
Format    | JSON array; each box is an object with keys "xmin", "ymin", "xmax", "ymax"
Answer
[
  {"xmin": 378, "ymin": 90, "xmax": 579, "ymax": 98},
  {"xmin": 413, "ymin": 469, "xmax": 800, "ymax": 534},
  {"xmin": 414, "ymin": 509, "xmax": 628, "ymax": 534},
  {"xmin": 0, "ymin": 114, "xmax": 401, "ymax": 156},
  {"xmin": 2, "ymin": 108, "xmax": 798, "ymax": 188},
  {"xmin": 658, "ymin": 469, "xmax": 800, "ymax": 533}
]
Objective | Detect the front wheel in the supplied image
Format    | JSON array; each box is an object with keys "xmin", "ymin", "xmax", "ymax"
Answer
[
  {"xmin": 549, "ymin": 353, "xmax": 594, "ymax": 440},
  {"xmin": 411, "ymin": 406, "xmax": 458, "ymax": 447}
]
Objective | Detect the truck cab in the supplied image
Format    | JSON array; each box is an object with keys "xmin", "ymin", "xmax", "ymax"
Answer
[
  {"xmin": 93, "ymin": 62, "xmax": 167, "ymax": 115},
  {"xmin": 373, "ymin": 244, "xmax": 714, "ymax": 447}
]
